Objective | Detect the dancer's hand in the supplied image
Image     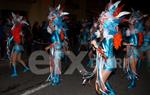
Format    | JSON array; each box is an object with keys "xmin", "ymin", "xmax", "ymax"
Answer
[
  {"xmin": 50, "ymin": 44, "xmax": 55, "ymax": 48},
  {"xmin": 45, "ymin": 46, "xmax": 50, "ymax": 52},
  {"xmin": 49, "ymin": 42, "xmax": 58, "ymax": 48}
]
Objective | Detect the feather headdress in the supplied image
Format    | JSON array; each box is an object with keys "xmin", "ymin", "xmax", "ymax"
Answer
[
  {"xmin": 11, "ymin": 12, "xmax": 29, "ymax": 26},
  {"xmin": 98, "ymin": 0, "xmax": 130, "ymax": 49},
  {"xmin": 47, "ymin": 4, "xmax": 69, "ymax": 40},
  {"xmin": 99, "ymin": 0, "xmax": 130, "ymax": 36},
  {"xmin": 10, "ymin": 13, "xmax": 29, "ymax": 44}
]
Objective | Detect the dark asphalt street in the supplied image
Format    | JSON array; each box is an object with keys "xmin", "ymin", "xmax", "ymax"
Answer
[{"xmin": 0, "ymin": 55, "xmax": 150, "ymax": 95}]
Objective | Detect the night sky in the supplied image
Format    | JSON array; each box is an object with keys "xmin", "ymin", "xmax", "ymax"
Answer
[
  {"xmin": 85, "ymin": 0, "xmax": 150, "ymax": 13},
  {"xmin": 113, "ymin": 0, "xmax": 150, "ymax": 13}
]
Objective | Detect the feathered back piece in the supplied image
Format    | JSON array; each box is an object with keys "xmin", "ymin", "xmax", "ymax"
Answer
[
  {"xmin": 113, "ymin": 4, "xmax": 124, "ymax": 17},
  {"xmin": 138, "ymin": 32, "xmax": 144, "ymax": 48},
  {"xmin": 48, "ymin": 4, "xmax": 69, "ymax": 21},
  {"xmin": 113, "ymin": 31, "xmax": 122, "ymax": 50},
  {"xmin": 47, "ymin": 4, "xmax": 69, "ymax": 41},
  {"xmin": 48, "ymin": 4, "xmax": 69, "ymax": 30},
  {"xmin": 98, "ymin": 0, "xmax": 130, "ymax": 49},
  {"xmin": 98, "ymin": 0, "xmax": 130, "ymax": 36}
]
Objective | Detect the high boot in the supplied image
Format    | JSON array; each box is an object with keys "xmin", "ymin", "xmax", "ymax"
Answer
[
  {"xmin": 82, "ymin": 72, "xmax": 94, "ymax": 85},
  {"xmin": 23, "ymin": 65, "xmax": 30, "ymax": 72},
  {"xmin": 101, "ymin": 89, "xmax": 110, "ymax": 95},
  {"xmin": 51, "ymin": 74, "xmax": 60, "ymax": 86},
  {"xmin": 128, "ymin": 75, "xmax": 137, "ymax": 89},
  {"xmin": 105, "ymin": 82, "xmax": 116, "ymax": 95},
  {"xmin": 11, "ymin": 64, "xmax": 18, "ymax": 77},
  {"xmin": 137, "ymin": 59, "xmax": 142, "ymax": 70}
]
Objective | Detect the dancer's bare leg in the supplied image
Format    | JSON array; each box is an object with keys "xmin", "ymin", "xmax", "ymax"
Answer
[
  {"xmin": 101, "ymin": 70, "xmax": 112, "ymax": 91},
  {"xmin": 17, "ymin": 53, "xmax": 29, "ymax": 72},
  {"xmin": 11, "ymin": 52, "xmax": 18, "ymax": 77},
  {"xmin": 130, "ymin": 57, "xmax": 137, "ymax": 74},
  {"xmin": 128, "ymin": 57, "xmax": 138, "ymax": 88}
]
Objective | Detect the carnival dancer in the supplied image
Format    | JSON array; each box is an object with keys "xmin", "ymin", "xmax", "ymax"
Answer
[
  {"xmin": 123, "ymin": 10, "xmax": 146, "ymax": 89},
  {"xmin": 81, "ymin": 20, "xmax": 99, "ymax": 85},
  {"xmin": 45, "ymin": 4, "xmax": 69, "ymax": 86},
  {"xmin": 7, "ymin": 13, "xmax": 29, "ymax": 77},
  {"xmin": 89, "ymin": 1, "xmax": 130, "ymax": 94}
]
